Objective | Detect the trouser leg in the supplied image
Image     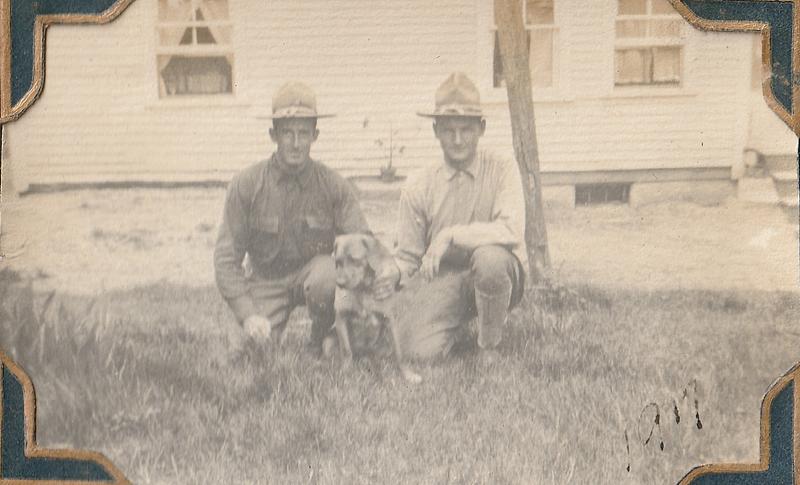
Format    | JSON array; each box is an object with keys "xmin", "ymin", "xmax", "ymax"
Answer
[
  {"xmin": 469, "ymin": 245, "xmax": 523, "ymax": 350},
  {"xmin": 392, "ymin": 271, "xmax": 472, "ymax": 361},
  {"xmin": 246, "ymin": 277, "xmax": 292, "ymax": 341}
]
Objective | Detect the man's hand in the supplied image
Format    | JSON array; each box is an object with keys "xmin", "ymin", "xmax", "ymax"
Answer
[
  {"xmin": 229, "ymin": 314, "xmax": 272, "ymax": 360},
  {"xmin": 243, "ymin": 314, "xmax": 273, "ymax": 341},
  {"xmin": 373, "ymin": 261, "xmax": 400, "ymax": 300},
  {"xmin": 420, "ymin": 228, "xmax": 453, "ymax": 281}
]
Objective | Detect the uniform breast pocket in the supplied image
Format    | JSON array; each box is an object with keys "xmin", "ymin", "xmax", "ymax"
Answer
[
  {"xmin": 251, "ymin": 216, "xmax": 281, "ymax": 261},
  {"xmin": 302, "ymin": 215, "xmax": 334, "ymax": 257}
]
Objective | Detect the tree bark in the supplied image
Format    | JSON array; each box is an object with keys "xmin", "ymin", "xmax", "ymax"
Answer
[{"xmin": 494, "ymin": 0, "xmax": 551, "ymax": 283}]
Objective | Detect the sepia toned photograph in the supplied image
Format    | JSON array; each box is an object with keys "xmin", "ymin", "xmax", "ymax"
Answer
[{"xmin": 1, "ymin": 0, "xmax": 799, "ymax": 483}]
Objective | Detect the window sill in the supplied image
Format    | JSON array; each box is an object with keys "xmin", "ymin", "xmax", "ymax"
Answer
[
  {"xmin": 145, "ymin": 95, "xmax": 252, "ymax": 110},
  {"xmin": 602, "ymin": 86, "xmax": 698, "ymax": 99}
]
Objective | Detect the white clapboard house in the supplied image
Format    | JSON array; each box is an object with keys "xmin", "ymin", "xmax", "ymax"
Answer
[{"xmin": 4, "ymin": 0, "xmax": 796, "ymax": 206}]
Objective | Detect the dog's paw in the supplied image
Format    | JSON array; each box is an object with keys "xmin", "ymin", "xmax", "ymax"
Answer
[
  {"xmin": 321, "ymin": 335, "xmax": 338, "ymax": 358},
  {"xmin": 401, "ymin": 366, "xmax": 423, "ymax": 384}
]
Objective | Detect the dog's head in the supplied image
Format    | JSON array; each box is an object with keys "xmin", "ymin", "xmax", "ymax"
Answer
[{"xmin": 333, "ymin": 233, "xmax": 391, "ymax": 291}]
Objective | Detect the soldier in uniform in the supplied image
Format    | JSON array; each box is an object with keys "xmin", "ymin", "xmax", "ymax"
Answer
[
  {"xmin": 385, "ymin": 73, "xmax": 528, "ymax": 363},
  {"xmin": 214, "ymin": 81, "xmax": 374, "ymax": 355}
]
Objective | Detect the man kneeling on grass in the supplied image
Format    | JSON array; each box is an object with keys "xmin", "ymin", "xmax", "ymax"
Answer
[
  {"xmin": 384, "ymin": 73, "xmax": 528, "ymax": 364},
  {"xmin": 214, "ymin": 82, "xmax": 387, "ymax": 356}
]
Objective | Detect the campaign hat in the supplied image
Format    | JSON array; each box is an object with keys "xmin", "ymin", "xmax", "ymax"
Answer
[
  {"xmin": 417, "ymin": 72, "xmax": 484, "ymax": 118},
  {"xmin": 261, "ymin": 81, "xmax": 335, "ymax": 119}
]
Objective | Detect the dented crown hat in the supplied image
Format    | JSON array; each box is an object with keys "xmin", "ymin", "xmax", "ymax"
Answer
[
  {"xmin": 261, "ymin": 81, "xmax": 335, "ymax": 119},
  {"xmin": 417, "ymin": 72, "xmax": 484, "ymax": 118}
]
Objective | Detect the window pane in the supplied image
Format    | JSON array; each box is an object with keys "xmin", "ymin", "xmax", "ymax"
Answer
[
  {"xmin": 196, "ymin": 25, "xmax": 232, "ymax": 44},
  {"xmin": 615, "ymin": 48, "xmax": 650, "ymax": 84},
  {"xmin": 158, "ymin": 26, "xmax": 190, "ymax": 46},
  {"xmin": 651, "ymin": 0, "xmax": 677, "ymax": 15},
  {"xmin": 652, "ymin": 46, "xmax": 681, "ymax": 83},
  {"xmin": 529, "ymin": 28, "xmax": 554, "ymax": 87},
  {"xmin": 196, "ymin": 0, "xmax": 229, "ymax": 20},
  {"xmin": 525, "ymin": 0, "xmax": 554, "ymax": 25},
  {"xmin": 158, "ymin": 0, "xmax": 192, "ymax": 21},
  {"xmin": 618, "ymin": 0, "xmax": 647, "ymax": 15},
  {"xmin": 159, "ymin": 55, "xmax": 233, "ymax": 96},
  {"xmin": 649, "ymin": 18, "xmax": 682, "ymax": 37},
  {"xmin": 493, "ymin": 31, "xmax": 505, "ymax": 88},
  {"xmin": 616, "ymin": 19, "xmax": 647, "ymax": 38}
]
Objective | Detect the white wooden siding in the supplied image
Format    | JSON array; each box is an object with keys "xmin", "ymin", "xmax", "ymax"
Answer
[
  {"xmin": 478, "ymin": 0, "xmax": 756, "ymax": 173},
  {"xmin": 3, "ymin": 0, "xmax": 781, "ymax": 187}
]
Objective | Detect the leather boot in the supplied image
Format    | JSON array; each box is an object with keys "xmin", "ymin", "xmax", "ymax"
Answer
[{"xmin": 475, "ymin": 284, "xmax": 511, "ymax": 350}]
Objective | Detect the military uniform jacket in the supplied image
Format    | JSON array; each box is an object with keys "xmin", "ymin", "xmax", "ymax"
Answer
[{"xmin": 214, "ymin": 154, "xmax": 369, "ymax": 321}]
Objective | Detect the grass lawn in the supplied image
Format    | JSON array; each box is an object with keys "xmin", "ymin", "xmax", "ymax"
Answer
[
  {"xmin": 2, "ymin": 269, "xmax": 799, "ymax": 484},
  {"xmin": 1, "ymin": 187, "xmax": 799, "ymax": 483}
]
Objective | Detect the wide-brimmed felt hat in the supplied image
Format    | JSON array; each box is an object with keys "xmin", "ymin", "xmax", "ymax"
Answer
[
  {"xmin": 417, "ymin": 72, "xmax": 484, "ymax": 118},
  {"xmin": 259, "ymin": 81, "xmax": 335, "ymax": 120}
]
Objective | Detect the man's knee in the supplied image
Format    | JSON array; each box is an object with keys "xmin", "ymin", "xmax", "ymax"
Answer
[
  {"xmin": 470, "ymin": 245, "xmax": 516, "ymax": 293},
  {"xmin": 303, "ymin": 255, "xmax": 336, "ymax": 311},
  {"xmin": 392, "ymin": 273, "xmax": 470, "ymax": 361}
]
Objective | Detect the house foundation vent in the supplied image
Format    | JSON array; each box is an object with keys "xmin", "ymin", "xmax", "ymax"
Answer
[{"xmin": 575, "ymin": 183, "xmax": 631, "ymax": 206}]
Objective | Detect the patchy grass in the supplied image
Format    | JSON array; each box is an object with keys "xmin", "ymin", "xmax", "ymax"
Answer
[
  {"xmin": 1, "ymin": 268, "xmax": 799, "ymax": 484},
  {"xmin": 4, "ymin": 188, "xmax": 798, "ymax": 294}
]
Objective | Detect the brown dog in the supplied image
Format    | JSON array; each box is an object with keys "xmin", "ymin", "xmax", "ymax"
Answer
[{"xmin": 332, "ymin": 233, "xmax": 422, "ymax": 383}]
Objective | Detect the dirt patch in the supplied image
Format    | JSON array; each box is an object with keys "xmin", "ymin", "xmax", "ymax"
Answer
[{"xmin": 1, "ymin": 188, "xmax": 798, "ymax": 294}]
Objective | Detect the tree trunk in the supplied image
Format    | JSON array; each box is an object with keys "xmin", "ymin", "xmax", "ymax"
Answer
[{"xmin": 494, "ymin": 0, "xmax": 551, "ymax": 283}]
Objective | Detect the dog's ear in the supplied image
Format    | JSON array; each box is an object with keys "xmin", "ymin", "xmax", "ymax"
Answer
[
  {"xmin": 362, "ymin": 234, "xmax": 392, "ymax": 274},
  {"xmin": 333, "ymin": 234, "xmax": 352, "ymax": 261}
]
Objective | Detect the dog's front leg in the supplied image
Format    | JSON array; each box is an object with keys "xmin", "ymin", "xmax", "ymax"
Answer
[
  {"xmin": 334, "ymin": 311, "xmax": 356, "ymax": 361},
  {"xmin": 387, "ymin": 320, "xmax": 422, "ymax": 384}
]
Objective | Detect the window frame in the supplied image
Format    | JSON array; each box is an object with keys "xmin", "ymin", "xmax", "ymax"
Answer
[
  {"xmin": 614, "ymin": 0, "xmax": 686, "ymax": 89},
  {"xmin": 479, "ymin": 0, "xmax": 570, "ymax": 103},
  {"xmin": 154, "ymin": 0, "xmax": 237, "ymax": 100}
]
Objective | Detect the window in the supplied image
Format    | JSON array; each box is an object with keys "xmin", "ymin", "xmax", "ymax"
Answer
[
  {"xmin": 493, "ymin": 0, "xmax": 558, "ymax": 89},
  {"xmin": 614, "ymin": 0, "xmax": 683, "ymax": 86},
  {"xmin": 156, "ymin": 0, "xmax": 234, "ymax": 97}
]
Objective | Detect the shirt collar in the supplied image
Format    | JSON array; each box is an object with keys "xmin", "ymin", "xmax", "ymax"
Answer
[
  {"xmin": 270, "ymin": 153, "xmax": 313, "ymax": 188},
  {"xmin": 441, "ymin": 152, "xmax": 480, "ymax": 181}
]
